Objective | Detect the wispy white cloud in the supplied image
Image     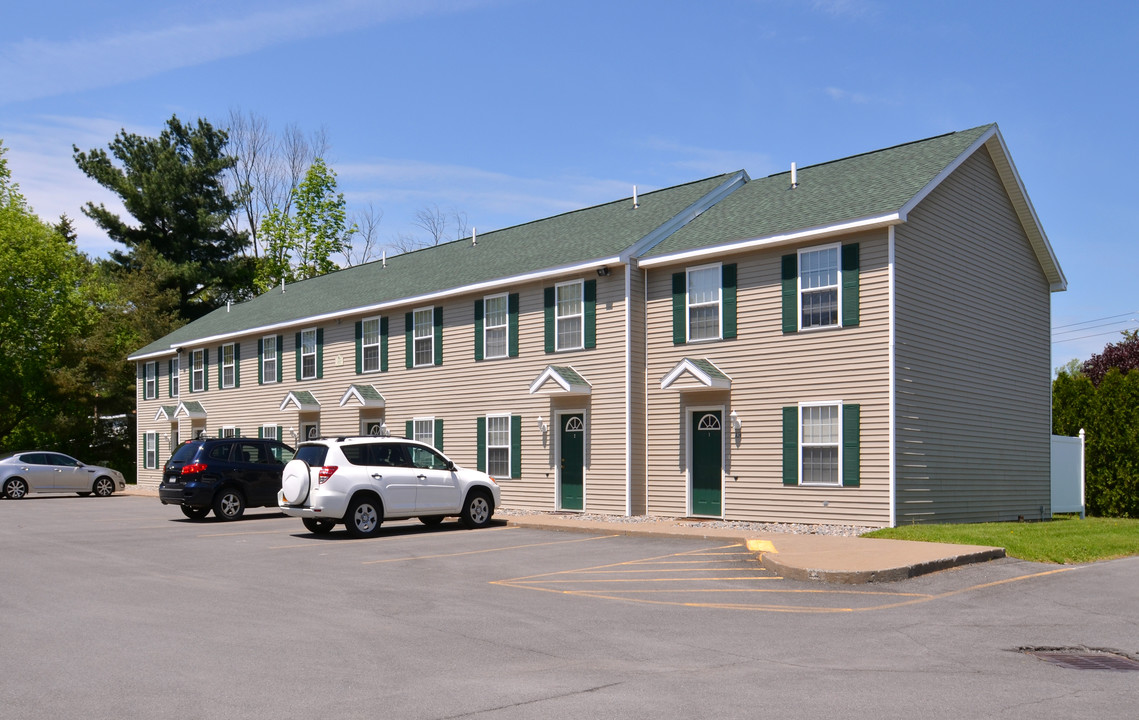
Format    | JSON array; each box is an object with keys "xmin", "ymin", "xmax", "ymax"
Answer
[{"xmin": 0, "ymin": 0, "xmax": 495, "ymax": 104}]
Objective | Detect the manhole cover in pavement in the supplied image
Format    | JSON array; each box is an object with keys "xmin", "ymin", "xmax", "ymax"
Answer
[{"xmin": 1020, "ymin": 647, "xmax": 1139, "ymax": 672}]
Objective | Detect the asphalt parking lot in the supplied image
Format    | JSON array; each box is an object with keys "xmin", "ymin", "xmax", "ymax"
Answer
[{"xmin": 2, "ymin": 494, "xmax": 1137, "ymax": 719}]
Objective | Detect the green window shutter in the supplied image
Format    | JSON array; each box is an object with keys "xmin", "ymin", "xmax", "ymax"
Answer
[
  {"xmin": 781, "ymin": 254, "xmax": 798, "ymax": 334},
  {"xmin": 276, "ymin": 336, "xmax": 284, "ymax": 383},
  {"xmin": 543, "ymin": 287, "xmax": 555, "ymax": 353},
  {"xmin": 433, "ymin": 306, "xmax": 443, "ymax": 366},
  {"xmin": 295, "ymin": 333, "xmax": 302, "ymax": 381},
  {"xmin": 234, "ymin": 343, "xmax": 241, "ymax": 388},
  {"xmin": 316, "ymin": 328, "xmax": 324, "ymax": 379},
  {"xmin": 355, "ymin": 321, "xmax": 363, "ymax": 375},
  {"xmin": 435, "ymin": 418, "xmax": 444, "ymax": 452},
  {"xmin": 510, "ymin": 414, "xmax": 522, "ymax": 479},
  {"xmin": 235, "ymin": 427, "xmax": 241, "ymax": 438},
  {"xmin": 842, "ymin": 404, "xmax": 860, "ymax": 487},
  {"xmin": 203, "ymin": 349, "xmax": 209, "ymax": 391},
  {"xmin": 672, "ymin": 272, "xmax": 686, "ymax": 344},
  {"xmin": 218, "ymin": 428, "xmax": 223, "ymax": 439},
  {"xmin": 257, "ymin": 338, "xmax": 264, "ymax": 385},
  {"xmin": 583, "ymin": 279, "xmax": 596, "ymax": 349},
  {"xmin": 841, "ymin": 243, "xmax": 860, "ymax": 328},
  {"xmin": 722, "ymin": 263, "xmax": 737, "ymax": 339},
  {"xmin": 782, "ymin": 406, "xmax": 799, "ymax": 486},
  {"xmin": 278, "ymin": 426, "xmax": 284, "ymax": 444},
  {"xmin": 474, "ymin": 299, "xmax": 484, "ymax": 362},
  {"xmin": 380, "ymin": 317, "xmax": 389, "ymax": 373},
  {"xmin": 476, "ymin": 417, "xmax": 486, "ymax": 472},
  {"xmin": 405, "ymin": 312, "xmax": 413, "ymax": 369},
  {"xmin": 508, "ymin": 293, "xmax": 520, "ymax": 357},
  {"xmin": 258, "ymin": 427, "xmax": 263, "ymax": 439},
  {"xmin": 406, "ymin": 420, "xmax": 413, "ymax": 439}
]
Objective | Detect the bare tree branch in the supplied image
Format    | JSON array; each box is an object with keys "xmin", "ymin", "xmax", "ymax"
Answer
[{"xmin": 342, "ymin": 202, "xmax": 383, "ymax": 266}]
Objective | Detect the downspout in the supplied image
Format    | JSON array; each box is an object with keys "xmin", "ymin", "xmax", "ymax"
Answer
[
  {"xmin": 625, "ymin": 262, "xmax": 633, "ymax": 516},
  {"xmin": 888, "ymin": 225, "xmax": 897, "ymax": 527}
]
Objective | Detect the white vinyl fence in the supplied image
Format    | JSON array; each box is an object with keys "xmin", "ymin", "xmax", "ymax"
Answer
[{"xmin": 1051, "ymin": 430, "xmax": 1085, "ymax": 518}]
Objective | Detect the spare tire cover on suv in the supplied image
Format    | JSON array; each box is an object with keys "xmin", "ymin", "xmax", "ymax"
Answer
[{"xmin": 281, "ymin": 459, "xmax": 312, "ymax": 505}]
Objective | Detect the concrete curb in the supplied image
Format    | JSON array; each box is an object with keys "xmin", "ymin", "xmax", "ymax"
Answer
[{"xmin": 759, "ymin": 547, "xmax": 1007, "ymax": 584}]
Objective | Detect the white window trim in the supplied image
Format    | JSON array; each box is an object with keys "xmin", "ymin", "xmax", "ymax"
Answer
[
  {"xmin": 483, "ymin": 293, "xmax": 509, "ymax": 360},
  {"xmin": 413, "ymin": 417, "xmax": 436, "ymax": 448},
  {"xmin": 799, "ymin": 401, "xmax": 843, "ymax": 487},
  {"xmin": 300, "ymin": 328, "xmax": 318, "ymax": 380},
  {"xmin": 221, "ymin": 425, "xmax": 238, "ymax": 439},
  {"xmin": 413, "ymin": 307, "xmax": 434, "ymax": 368},
  {"xmin": 191, "ymin": 349, "xmax": 205, "ymax": 393},
  {"xmin": 170, "ymin": 356, "xmax": 180, "ymax": 398},
  {"xmin": 300, "ymin": 422, "xmax": 320, "ymax": 441},
  {"xmin": 144, "ymin": 432, "xmax": 158, "ymax": 469},
  {"xmin": 361, "ymin": 316, "xmax": 382, "ymax": 373},
  {"xmin": 797, "ymin": 242, "xmax": 842, "ymax": 332},
  {"xmin": 555, "ymin": 280, "xmax": 584, "ymax": 352},
  {"xmin": 685, "ymin": 262, "xmax": 723, "ymax": 343},
  {"xmin": 361, "ymin": 418, "xmax": 387, "ymax": 436},
  {"xmin": 262, "ymin": 335, "xmax": 278, "ymax": 384},
  {"xmin": 221, "ymin": 342, "xmax": 236, "ymax": 389},
  {"xmin": 485, "ymin": 413, "xmax": 511, "ymax": 479},
  {"xmin": 260, "ymin": 424, "xmax": 278, "ymax": 441},
  {"xmin": 144, "ymin": 362, "xmax": 157, "ymax": 399}
]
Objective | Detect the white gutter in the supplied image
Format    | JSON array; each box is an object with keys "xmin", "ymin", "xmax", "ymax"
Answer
[
  {"xmin": 637, "ymin": 213, "xmax": 903, "ymax": 268},
  {"xmin": 625, "ymin": 261, "xmax": 633, "ymax": 516},
  {"xmin": 888, "ymin": 225, "xmax": 897, "ymax": 528}
]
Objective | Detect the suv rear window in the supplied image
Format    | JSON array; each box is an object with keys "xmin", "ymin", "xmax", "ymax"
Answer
[
  {"xmin": 295, "ymin": 444, "xmax": 328, "ymax": 467},
  {"xmin": 169, "ymin": 443, "xmax": 200, "ymax": 463}
]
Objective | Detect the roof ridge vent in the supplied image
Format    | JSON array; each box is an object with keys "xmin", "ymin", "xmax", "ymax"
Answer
[
  {"xmin": 633, "ymin": 185, "xmax": 639, "ymax": 209},
  {"xmin": 472, "ymin": 227, "xmax": 477, "ymax": 246}
]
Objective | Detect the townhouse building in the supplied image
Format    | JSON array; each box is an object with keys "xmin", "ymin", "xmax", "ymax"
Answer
[{"xmin": 129, "ymin": 123, "xmax": 1065, "ymax": 527}]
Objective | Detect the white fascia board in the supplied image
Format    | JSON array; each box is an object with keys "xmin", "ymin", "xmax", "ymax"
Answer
[
  {"xmin": 163, "ymin": 255, "xmax": 625, "ymax": 351},
  {"xmin": 621, "ymin": 171, "xmax": 750, "ymax": 262},
  {"xmin": 129, "ymin": 348, "xmax": 177, "ymax": 362},
  {"xmin": 638, "ymin": 213, "xmax": 902, "ymax": 269}
]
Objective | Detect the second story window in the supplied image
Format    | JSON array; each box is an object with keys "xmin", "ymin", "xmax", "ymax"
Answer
[
  {"xmin": 687, "ymin": 265, "xmax": 721, "ymax": 341},
  {"xmin": 221, "ymin": 343, "xmax": 237, "ymax": 388},
  {"xmin": 362, "ymin": 318, "xmax": 381, "ymax": 372},
  {"xmin": 169, "ymin": 356, "xmax": 179, "ymax": 398},
  {"xmin": 799, "ymin": 245, "xmax": 839, "ymax": 329},
  {"xmin": 191, "ymin": 349, "xmax": 206, "ymax": 392},
  {"xmin": 262, "ymin": 335, "xmax": 277, "ymax": 384},
  {"xmin": 300, "ymin": 329, "xmax": 317, "ymax": 380},
  {"xmin": 413, "ymin": 309, "xmax": 433, "ymax": 367},
  {"xmin": 144, "ymin": 361, "xmax": 157, "ymax": 399},
  {"xmin": 555, "ymin": 281, "xmax": 583, "ymax": 351},
  {"xmin": 483, "ymin": 294, "xmax": 508, "ymax": 359}
]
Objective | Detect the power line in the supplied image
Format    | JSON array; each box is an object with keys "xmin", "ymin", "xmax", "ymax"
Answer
[
  {"xmin": 1052, "ymin": 311, "xmax": 1138, "ymax": 331},
  {"xmin": 1053, "ymin": 319, "xmax": 1138, "ymax": 338},
  {"xmin": 1051, "ymin": 326, "xmax": 1138, "ymax": 345}
]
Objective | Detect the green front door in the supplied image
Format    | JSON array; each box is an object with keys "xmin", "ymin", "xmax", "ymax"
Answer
[
  {"xmin": 559, "ymin": 413, "xmax": 584, "ymax": 511},
  {"xmin": 691, "ymin": 410, "xmax": 722, "ymax": 516}
]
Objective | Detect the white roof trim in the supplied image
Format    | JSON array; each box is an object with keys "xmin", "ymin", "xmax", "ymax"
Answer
[
  {"xmin": 528, "ymin": 366, "xmax": 592, "ymax": 396},
  {"xmin": 637, "ymin": 213, "xmax": 901, "ymax": 268},
  {"xmin": 153, "ymin": 406, "xmax": 177, "ymax": 421},
  {"xmin": 338, "ymin": 385, "xmax": 385, "ymax": 408},
  {"xmin": 660, "ymin": 358, "xmax": 732, "ymax": 391},
  {"xmin": 172, "ymin": 401, "xmax": 207, "ymax": 420},
  {"xmin": 279, "ymin": 391, "xmax": 321, "ymax": 412}
]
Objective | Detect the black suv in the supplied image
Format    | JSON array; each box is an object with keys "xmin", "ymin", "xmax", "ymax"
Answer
[{"xmin": 159, "ymin": 438, "xmax": 295, "ymax": 520}]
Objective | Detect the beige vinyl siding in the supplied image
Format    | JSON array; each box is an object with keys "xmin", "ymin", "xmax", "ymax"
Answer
[
  {"xmin": 644, "ymin": 230, "xmax": 892, "ymax": 527},
  {"xmin": 135, "ymin": 271, "xmax": 634, "ymax": 511},
  {"xmin": 894, "ymin": 146, "xmax": 1051, "ymax": 524}
]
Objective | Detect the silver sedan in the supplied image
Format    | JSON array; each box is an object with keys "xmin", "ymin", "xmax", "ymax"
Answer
[{"xmin": 0, "ymin": 452, "xmax": 127, "ymax": 499}]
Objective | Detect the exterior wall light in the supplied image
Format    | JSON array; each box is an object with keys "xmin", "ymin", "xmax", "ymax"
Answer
[
  {"xmin": 729, "ymin": 410, "xmax": 742, "ymax": 431},
  {"xmin": 597, "ymin": 266, "xmax": 610, "ymax": 277},
  {"xmin": 537, "ymin": 416, "xmax": 549, "ymax": 433}
]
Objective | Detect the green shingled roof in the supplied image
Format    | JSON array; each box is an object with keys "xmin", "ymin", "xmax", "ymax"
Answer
[
  {"xmin": 130, "ymin": 172, "xmax": 737, "ymax": 359},
  {"xmin": 644, "ymin": 124, "xmax": 994, "ymax": 257}
]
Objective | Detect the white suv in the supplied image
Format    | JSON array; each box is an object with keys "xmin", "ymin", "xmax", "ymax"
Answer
[{"xmin": 278, "ymin": 436, "xmax": 501, "ymax": 538}]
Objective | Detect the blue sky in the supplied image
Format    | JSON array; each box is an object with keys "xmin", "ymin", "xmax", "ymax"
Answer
[{"xmin": 1, "ymin": 0, "xmax": 1135, "ymax": 368}]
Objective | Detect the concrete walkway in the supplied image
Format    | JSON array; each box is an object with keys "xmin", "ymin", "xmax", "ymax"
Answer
[{"xmin": 503, "ymin": 513, "xmax": 1005, "ymax": 584}]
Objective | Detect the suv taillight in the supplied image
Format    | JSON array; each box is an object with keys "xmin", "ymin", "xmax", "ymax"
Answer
[
  {"xmin": 181, "ymin": 462, "xmax": 208, "ymax": 475},
  {"xmin": 318, "ymin": 466, "xmax": 338, "ymax": 484}
]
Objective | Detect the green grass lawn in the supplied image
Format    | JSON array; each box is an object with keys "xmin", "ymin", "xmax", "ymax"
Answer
[{"xmin": 864, "ymin": 516, "xmax": 1139, "ymax": 564}]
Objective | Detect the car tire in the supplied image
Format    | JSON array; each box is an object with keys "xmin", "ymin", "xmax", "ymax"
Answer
[
  {"xmin": 302, "ymin": 517, "xmax": 336, "ymax": 534},
  {"xmin": 460, "ymin": 489, "xmax": 494, "ymax": 529},
  {"xmin": 281, "ymin": 459, "xmax": 312, "ymax": 505},
  {"xmin": 4, "ymin": 478, "xmax": 28, "ymax": 500},
  {"xmin": 419, "ymin": 515, "xmax": 445, "ymax": 526},
  {"xmin": 93, "ymin": 477, "xmax": 116, "ymax": 497},
  {"xmin": 344, "ymin": 496, "xmax": 383, "ymax": 538},
  {"xmin": 180, "ymin": 505, "xmax": 211, "ymax": 520},
  {"xmin": 213, "ymin": 488, "xmax": 246, "ymax": 521}
]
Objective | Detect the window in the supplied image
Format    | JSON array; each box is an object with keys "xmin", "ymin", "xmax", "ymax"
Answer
[
  {"xmin": 413, "ymin": 308, "xmax": 433, "ymax": 367},
  {"xmin": 261, "ymin": 335, "xmax": 277, "ymax": 384},
  {"xmin": 486, "ymin": 415, "xmax": 511, "ymax": 478},
  {"xmin": 800, "ymin": 405, "xmax": 839, "ymax": 486},
  {"xmin": 191, "ymin": 349, "xmax": 206, "ymax": 392},
  {"xmin": 799, "ymin": 245, "xmax": 839, "ymax": 330},
  {"xmin": 413, "ymin": 418, "xmax": 435, "ymax": 448},
  {"xmin": 300, "ymin": 329, "xmax": 317, "ymax": 380},
  {"xmin": 169, "ymin": 357, "xmax": 179, "ymax": 398},
  {"xmin": 483, "ymin": 294, "xmax": 508, "ymax": 359},
  {"xmin": 144, "ymin": 432, "xmax": 158, "ymax": 469},
  {"xmin": 144, "ymin": 362, "xmax": 157, "ymax": 399},
  {"xmin": 687, "ymin": 265, "xmax": 721, "ymax": 341},
  {"xmin": 361, "ymin": 318, "xmax": 381, "ymax": 372},
  {"xmin": 220, "ymin": 426, "xmax": 238, "ymax": 439},
  {"xmin": 261, "ymin": 425, "xmax": 278, "ymax": 441},
  {"xmin": 404, "ymin": 443, "xmax": 451, "ymax": 471},
  {"xmin": 555, "ymin": 281, "xmax": 583, "ymax": 351},
  {"xmin": 221, "ymin": 343, "xmax": 237, "ymax": 388}
]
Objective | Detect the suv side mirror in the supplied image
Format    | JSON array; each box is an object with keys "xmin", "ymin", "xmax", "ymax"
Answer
[{"xmin": 447, "ymin": 461, "xmax": 457, "ymax": 472}]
